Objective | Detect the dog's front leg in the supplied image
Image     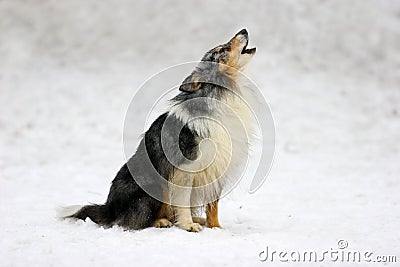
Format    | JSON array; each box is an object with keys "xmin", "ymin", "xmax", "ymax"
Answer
[
  {"xmin": 175, "ymin": 206, "xmax": 202, "ymax": 232},
  {"xmin": 206, "ymin": 200, "xmax": 221, "ymax": 228},
  {"xmin": 171, "ymin": 175, "xmax": 202, "ymax": 232}
]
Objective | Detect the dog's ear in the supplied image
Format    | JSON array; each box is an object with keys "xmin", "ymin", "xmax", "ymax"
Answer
[{"xmin": 179, "ymin": 72, "xmax": 203, "ymax": 92}]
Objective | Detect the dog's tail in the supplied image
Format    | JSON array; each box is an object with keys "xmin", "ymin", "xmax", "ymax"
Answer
[{"xmin": 57, "ymin": 204, "xmax": 112, "ymax": 226}]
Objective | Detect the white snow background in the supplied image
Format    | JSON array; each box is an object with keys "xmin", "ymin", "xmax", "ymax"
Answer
[{"xmin": 1, "ymin": 1, "xmax": 399, "ymax": 266}]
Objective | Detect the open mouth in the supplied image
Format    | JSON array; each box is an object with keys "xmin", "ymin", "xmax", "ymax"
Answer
[{"xmin": 241, "ymin": 39, "xmax": 256, "ymax": 55}]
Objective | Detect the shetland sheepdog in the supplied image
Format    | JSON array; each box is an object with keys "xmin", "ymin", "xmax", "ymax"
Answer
[{"xmin": 58, "ymin": 29, "xmax": 257, "ymax": 232}]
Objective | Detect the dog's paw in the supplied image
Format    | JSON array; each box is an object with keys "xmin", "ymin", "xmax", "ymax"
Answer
[
  {"xmin": 153, "ymin": 218, "xmax": 173, "ymax": 228},
  {"xmin": 192, "ymin": 217, "xmax": 207, "ymax": 225},
  {"xmin": 180, "ymin": 222, "xmax": 203, "ymax": 232},
  {"xmin": 206, "ymin": 222, "xmax": 222, "ymax": 228}
]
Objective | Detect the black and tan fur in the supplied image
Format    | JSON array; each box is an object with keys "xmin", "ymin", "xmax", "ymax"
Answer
[{"xmin": 58, "ymin": 29, "xmax": 256, "ymax": 232}]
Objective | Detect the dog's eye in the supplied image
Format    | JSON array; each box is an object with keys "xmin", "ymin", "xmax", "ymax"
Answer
[
  {"xmin": 218, "ymin": 46, "xmax": 230, "ymax": 53},
  {"xmin": 211, "ymin": 52, "xmax": 219, "ymax": 60}
]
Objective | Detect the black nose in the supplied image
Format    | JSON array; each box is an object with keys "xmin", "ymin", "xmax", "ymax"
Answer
[{"xmin": 236, "ymin": 29, "xmax": 248, "ymax": 36}]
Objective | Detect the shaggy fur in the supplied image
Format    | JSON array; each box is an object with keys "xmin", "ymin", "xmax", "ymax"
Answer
[{"xmin": 58, "ymin": 29, "xmax": 256, "ymax": 232}]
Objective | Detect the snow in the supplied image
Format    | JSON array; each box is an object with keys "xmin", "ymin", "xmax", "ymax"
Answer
[{"xmin": 1, "ymin": 0, "xmax": 400, "ymax": 266}]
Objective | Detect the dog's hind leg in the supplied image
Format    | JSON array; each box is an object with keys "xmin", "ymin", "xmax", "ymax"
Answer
[
  {"xmin": 153, "ymin": 218, "xmax": 173, "ymax": 228},
  {"xmin": 114, "ymin": 195, "xmax": 162, "ymax": 230},
  {"xmin": 154, "ymin": 201, "xmax": 174, "ymax": 228}
]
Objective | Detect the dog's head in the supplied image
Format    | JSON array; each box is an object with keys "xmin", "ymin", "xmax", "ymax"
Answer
[
  {"xmin": 201, "ymin": 29, "xmax": 256, "ymax": 70},
  {"xmin": 180, "ymin": 29, "xmax": 256, "ymax": 93}
]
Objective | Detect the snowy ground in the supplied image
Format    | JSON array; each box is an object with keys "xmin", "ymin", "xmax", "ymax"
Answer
[{"xmin": 1, "ymin": 1, "xmax": 400, "ymax": 266}]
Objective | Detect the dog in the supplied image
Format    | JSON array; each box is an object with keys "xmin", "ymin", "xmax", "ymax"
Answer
[{"xmin": 58, "ymin": 29, "xmax": 256, "ymax": 232}]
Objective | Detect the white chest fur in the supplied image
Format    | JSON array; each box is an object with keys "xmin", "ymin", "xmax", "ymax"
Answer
[{"xmin": 169, "ymin": 91, "xmax": 255, "ymax": 207}]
